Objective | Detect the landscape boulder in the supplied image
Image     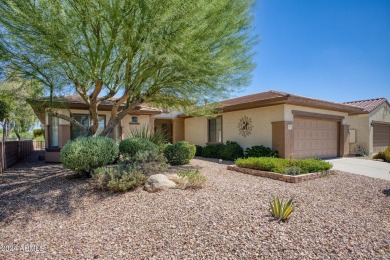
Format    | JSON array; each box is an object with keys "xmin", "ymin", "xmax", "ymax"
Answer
[{"xmin": 145, "ymin": 174, "xmax": 177, "ymax": 192}]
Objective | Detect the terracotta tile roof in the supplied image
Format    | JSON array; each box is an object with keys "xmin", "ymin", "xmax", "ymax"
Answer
[
  {"xmin": 343, "ymin": 98, "xmax": 389, "ymax": 113},
  {"xmin": 30, "ymin": 94, "xmax": 162, "ymax": 114},
  {"xmin": 219, "ymin": 90, "xmax": 288, "ymax": 106},
  {"xmin": 219, "ymin": 90, "xmax": 364, "ymax": 113}
]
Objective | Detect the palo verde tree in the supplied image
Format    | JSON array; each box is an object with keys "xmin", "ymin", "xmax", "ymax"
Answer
[{"xmin": 0, "ymin": 0, "xmax": 255, "ymax": 136}]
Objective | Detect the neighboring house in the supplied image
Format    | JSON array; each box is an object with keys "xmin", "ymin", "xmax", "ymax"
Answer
[
  {"xmin": 182, "ymin": 90, "xmax": 363, "ymax": 159},
  {"xmin": 344, "ymin": 98, "xmax": 390, "ymax": 155},
  {"xmin": 29, "ymin": 95, "xmax": 184, "ymax": 162}
]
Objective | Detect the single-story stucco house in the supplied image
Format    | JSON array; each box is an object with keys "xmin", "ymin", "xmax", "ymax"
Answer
[
  {"xmin": 29, "ymin": 95, "xmax": 185, "ymax": 162},
  {"xmin": 29, "ymin": 90, "xmax": 390, "ymax": 162},
  {"xmin": 344, "ymin": 98, "xmax": 390, "ymax": 155}
]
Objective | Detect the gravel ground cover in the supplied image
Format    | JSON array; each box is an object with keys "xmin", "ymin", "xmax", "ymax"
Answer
[{"xmin": 0, "ymin": 157, "xmax": 389, "ymax": 259}]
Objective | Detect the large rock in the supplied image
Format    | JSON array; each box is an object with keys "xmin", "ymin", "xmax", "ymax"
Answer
[{"xmin": 145, "ymin": 174, "xmax": 177, "ymax": 192}]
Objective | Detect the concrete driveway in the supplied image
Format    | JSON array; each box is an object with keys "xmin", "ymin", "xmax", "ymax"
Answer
[{"xmin": 326, "ymin": 158, "xmax": 390, "ymax": 181}]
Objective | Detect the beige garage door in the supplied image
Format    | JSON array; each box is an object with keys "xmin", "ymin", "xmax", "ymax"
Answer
[
  {"xmin": 293, "ymin": 117, "xmax": 339, "ymax": 159},
  {"xmin": 373, "ymin": 124, "xmax": 390, "ymax": 153}
]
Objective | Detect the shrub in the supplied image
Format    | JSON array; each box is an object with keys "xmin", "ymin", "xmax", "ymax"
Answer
[
  {"xmin": 130, "ymin": 150, "xmax": 168, "ymax": 175},
  {"xmin": 125, "ymin": 124, "xmax": 168, "ymax": 146},
  {"xmin": 164, "ymin": 141, "xmax": 196, "ymax": 165},
  {"xmin": 92, "ymin": 165, "xmax": 146, "ymax": 192},
  {"xmin": 235, "ymin": 157, "xmax": 332, "ymax": 174},
  {"xmin": 295, "ymin": 159, "xmax": 333, "ymax": 174},
  {"xmin": 201, "ymin": 144, "xmax": 224, "ymax": 158},
  {"xmin": 61, "ymin": 136, "xmax": 119, "ymax": 174},
  {"xmin": 33, "ymin": 128, "xmax": 45, "ymax": 138},
  {"xmin": 269, "ymin": 197, "xmax": 294, "ymax": 222},
  {"xmin": 285, "ymin": 166, "xmax": 301, "ymax": 175},
  {"xmin": 119, "ymin": 138, "xmax": 159, "ymax": 158},
  {"xmin": 177, "ymin": 169, "xmax": 207, "ymax": 189},
  {"xmin": 245, "ymin": 145, "xmax": 278, "ymax": 158},
  {"xmin": 374, "ymin": 147, "xmax": 390, "ymax": 163},
  {"xmin": 195, "ymin": 145, "xmax": 203, "ymax": 156},
  {"xmin": 219, "ymin": 140, "xmax": 244, "ymax": 161}
]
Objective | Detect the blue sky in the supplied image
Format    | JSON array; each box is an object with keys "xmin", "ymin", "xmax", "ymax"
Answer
[{"xmin": 240, "ymin": 0, "xmax": 390, "ymax": 102}]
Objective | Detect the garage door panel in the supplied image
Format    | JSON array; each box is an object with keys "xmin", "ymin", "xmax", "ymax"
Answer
[
  {"xmin": 373, "ymin": 124, "xmax": 390, "ymax": 153},
  {"xmin": 293, "ymin": 118, "xmax": 338, "ymax": 159}
]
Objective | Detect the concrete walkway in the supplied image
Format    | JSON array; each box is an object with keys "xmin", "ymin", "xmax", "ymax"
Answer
[{"xmin": 326, "ymin": 158, "xmax": 390, "ymax": 181}]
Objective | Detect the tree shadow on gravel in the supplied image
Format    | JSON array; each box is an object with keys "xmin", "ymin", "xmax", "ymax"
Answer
[
  {"xmin": 383, "ymin": 189, "xmax": 390, "ymax": 197},
  {"xmin": 0, "ymin": 161, "xmax": 116, "ymax": 225}
]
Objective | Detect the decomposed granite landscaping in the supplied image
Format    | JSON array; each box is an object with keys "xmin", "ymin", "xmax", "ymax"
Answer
[{"xmin": 1, "ymin": 158, "xmax": 390, "ymax": 259}]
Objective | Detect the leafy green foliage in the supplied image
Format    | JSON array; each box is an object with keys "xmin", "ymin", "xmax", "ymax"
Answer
[
  {"xmin": 0, "ymin": 78, "xmax": 44, "ymax": 140},
  {"xmin": 284, "ymin": 166, "xmax": 301, "ymax": 175},
  {"xmin": 119, "ymin": 138, "xmax": 159, "ymax": 158},
  {"xmin": 200, "ymin": 141, "xmax": 244, "ymax": 161},
  {"xmin": 195, "ymin": 145, "xmax": 203, "ymax": 156},
  {"xmin": 164, "ymin": 141, "xmax": 196, "ymax": 165},
  {"xmin": 269, "ymin": 197, "xmax": 294, "ymax": 222},
  {"xmin": 235, "ymin": 157, "xmax": 332, "ymax": 174},
  {"xmin": 122, "ymin": 150, "xmax": 168, "ymax": 175},
  {"xmin": 201, "ymin": 144, "xmax": 224, "ymax": 158},
  {"xmin": 92, "ymin": 165, "xmax": 146, "ymax": 192},
  {"xmin": 373, "ymin": 147, "xmax": 390, "ymax": 163},
  {"xmin": 0, "ymin": 100, "xmax": 10, "ymax": 121},
  {"xmin": 244, "ymin": 145, "xmax": 278, "ymax": 158},
  {"xmin": 61, "ymin": 137, "xmax": 119, "ymax": 174},
  {"xmin": 177, "ymin": 169, "xmax": 207, "ymax": 189},
  {"xmin": 219, "ymin": 140, "xmax": 244, "ymax": 161},
  {"xmin": 0, "ymin": 0, "xmax": 255, "ymax": 137},
  {"xmin": 33, "ymin": 128, "xmax": 45, "ymax": 138},
  {"xmin": 125, "ymin": 124, "xmax": 168, "ymax": 146}
]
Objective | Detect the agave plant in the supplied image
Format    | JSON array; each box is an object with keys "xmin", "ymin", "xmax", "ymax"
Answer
[
  {"xmin": 124, "ymin": 124, "xmax": 168, "ymax": 146},
  {"xmin": 269, "ymin": 197, "xmax": 294, "ymax": 222}
]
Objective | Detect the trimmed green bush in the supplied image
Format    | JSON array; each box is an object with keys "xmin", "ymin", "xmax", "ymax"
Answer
[
  {"xmin": 201, "ymin": 144, "xmax": 224, "ymax": 158},
  {"xmin": 373, "ymin": 147, "xmax": 390, "ymax": 163},
  {"xmin": 245, "ymin": 145, "xmax": 278, "ymax": 158},
  {"xmin": 164, "ymin": 141, "xmax": 196, "ymax": 165},
  {"xmin": 220, "ymin": 140, "xmax": 244, "ymax": 161},
  {"xmin": 235, "ymin": 157, "xmax": 332, "ymax": 174},
  {"xmin": 195, "ymin": 145, "xmax": 203, "ymax": 156},
  {"xmin": 61, "ymin": 136, "xmax": 119, "ymax": 174},
  {"xmin": 119, "ymin": 138, "xmax": 159, "ymax": 158},
  {"xmin": 92, "ymin": 165, "xmax": 146, "ymax": 192}
]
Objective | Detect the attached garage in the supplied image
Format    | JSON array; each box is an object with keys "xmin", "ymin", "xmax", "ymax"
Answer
[
  {"xmin": 293, "ymin": 117, "xmax": 339, "ymax": 159},
  {"xmin": 373, "ymin": 122, "xmax": 390, "ymax": 153}
]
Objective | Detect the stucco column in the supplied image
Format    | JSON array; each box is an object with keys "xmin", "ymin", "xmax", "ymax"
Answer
[
  {"xmin": 339, "ymin": 124, "xmax": 350, "ymax": 157},
  {"xmin": 172, "ymin": 118, "xmax": 185, "ymax": 143},
  {"xmin": 272, "ymin": 121, "xmax": 294, "ymax": 158}
]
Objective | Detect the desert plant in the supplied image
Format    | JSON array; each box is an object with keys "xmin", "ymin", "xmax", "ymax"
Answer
[
  {"xmin": 245, "ymin": 145, "xmax": 278, "ymax": 158},
  {"xmin": 61, "ymin": 136, "xmax": 119, "ymax": 175},
  {"xmin": 119, "ymin": 138, "xmax": 159, "ymax": 159},
  {"xmin": 374, "ymin": 147, "xmax": 390, "ymax": 163},
  {"xmin": 269, "ymin": 197, "xmax": 294, "ymax": 222},
  {"xmin": 164, "ymin": 141, "xmax": 196, "ymax": 165},
  {"xmin": 285, "ymin": 166, "xmax": 301, "ymax": 175},
  {"xmin": 177, "ymin": 169, "xmax": 207, "ymax": 189},
  {"xmin": 130, "ymin": 150, "xmax": 168, "ymax": 175},
  {"xmin": 92, "ymin": 165, "xmax": 146, "ymax": 192},
  {"xmin": 125, "ymin": 124, "xmax": 168, "ymax": 146},
  {"xmin": 219, "ymin": 140, "xmax": 244, "ymax": 161},
  {"xmin": 235, "ymin": 157, "xmax": 332, "ymax": 174}
]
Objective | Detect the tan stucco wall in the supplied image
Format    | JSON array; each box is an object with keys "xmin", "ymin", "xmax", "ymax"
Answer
[
  {"xmin": 184, "ymin": 105, "xmax": 284, "ymax": 149},
  {"xmin": 283, "ymin": 105, "xmax": 350, "ymax": 124},
  {"xmin": 121, "ymin": 114, "xmax": 150, "ymax": 139},
  {"xmin": 222, "ymin": 105, "xmax": 285, "ymax": 149},
  {"xmin": 348, "ymin": 114, "xmax": 369, "ymax": 154},
  {"xmin": 184, "ymin": 117, "xmax": 208, "ymax": 146}
]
